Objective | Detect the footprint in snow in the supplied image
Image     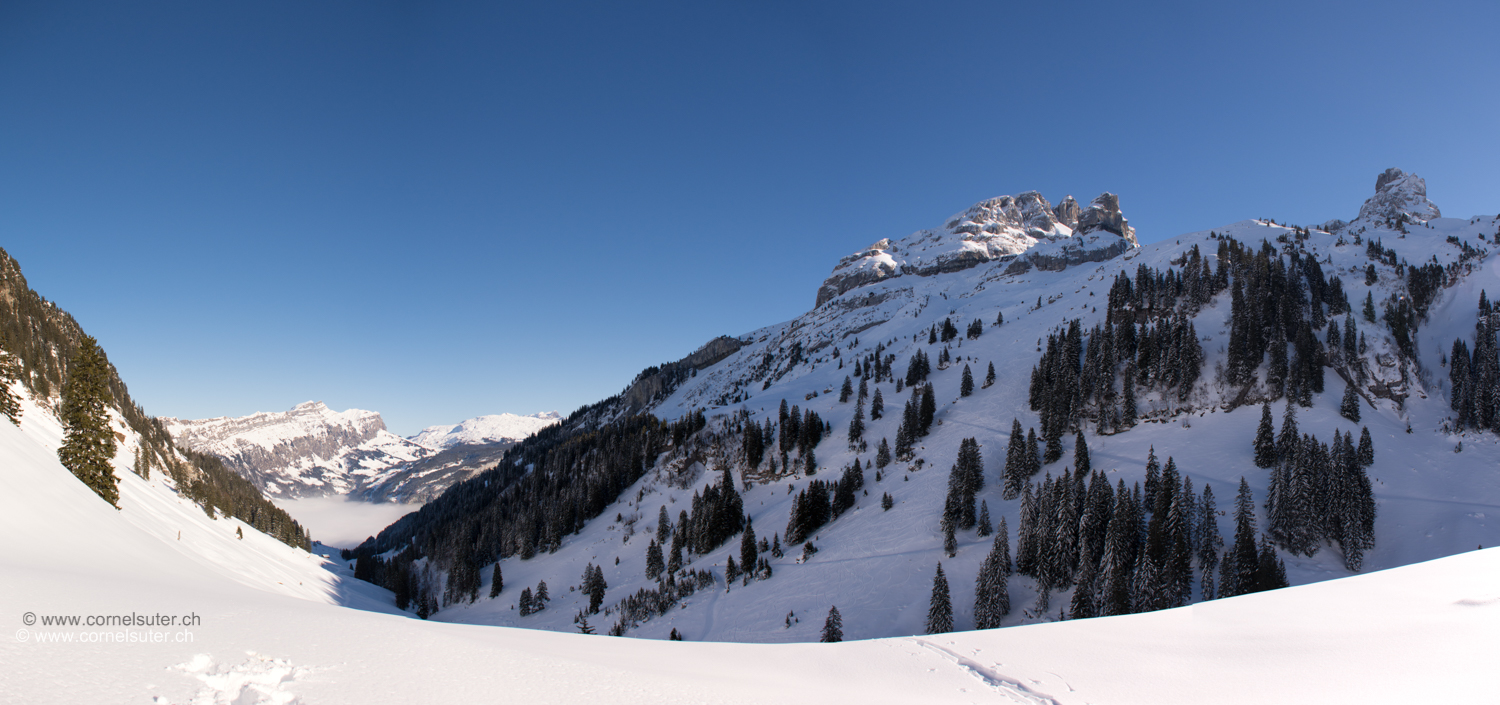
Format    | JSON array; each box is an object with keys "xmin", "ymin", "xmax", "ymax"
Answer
[{"xmin": 167, "ymin": 651, "xmax": 312, "ymax": 705}]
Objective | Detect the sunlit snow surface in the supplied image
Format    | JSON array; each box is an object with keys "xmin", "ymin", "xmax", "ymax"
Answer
[{"xmin": 1, "ymin": 397, "xmax": 1494, "ymax": 703}]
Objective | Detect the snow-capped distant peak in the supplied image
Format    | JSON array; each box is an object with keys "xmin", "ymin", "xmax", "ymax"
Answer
[{"xmin": 409, "ymin": 411, "xmax": 562, "ymax": 450}]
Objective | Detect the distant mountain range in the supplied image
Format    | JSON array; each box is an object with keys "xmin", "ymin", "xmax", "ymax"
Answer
[{"xmin": 162, "ymin": 403, "xmax": 558, "ymax": 502}]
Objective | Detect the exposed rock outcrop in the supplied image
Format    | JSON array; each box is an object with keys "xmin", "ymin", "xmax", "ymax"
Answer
[
  {"xmin": 815, "ymin": 190, "xmax": 1137, "ymax": 307},
  {"xmin": 1354, "ymin": 168, "xmax": 1442, "ymax": 226},
  {"xmin": 1076, "ymin": 192, "xmax": 1138, "ymax": 244}
]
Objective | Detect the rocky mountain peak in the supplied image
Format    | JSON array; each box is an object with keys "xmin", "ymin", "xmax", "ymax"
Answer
[
  {"xmin": 1052, "ymin": 195, "xmax": 1081, "ymax": 228},
  {"xmin": 1076, "ymin": 192, "xmax": 1137, "ymax": 244},
  {"xmin": 1354, "ymin": 167, "xmax": 1441, "ymax": 226}
]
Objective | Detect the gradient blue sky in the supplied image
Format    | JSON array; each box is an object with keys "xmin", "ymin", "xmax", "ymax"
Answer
[{"xmin": 2, "ymin": 1, "xmax": 1497, "ymax": 435}]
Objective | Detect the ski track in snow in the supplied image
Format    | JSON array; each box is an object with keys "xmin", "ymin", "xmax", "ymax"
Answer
[
  {"xmin": 912, "ymin": 638, "xmax": 1062, "ymax": 704},
  {"xmin": 164, "ymin": 652, "xmax": 315, "ymax": 705}
]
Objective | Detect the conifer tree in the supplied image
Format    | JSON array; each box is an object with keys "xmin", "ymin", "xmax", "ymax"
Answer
[
  {"xmin": 519, "ymin": 587, "xmax": 534, "ymax": 616},
  {"xmin": 1198, "ymin": 484, "xmax": 1221, "ymax": 600},
  {"xmin": 821, "ymin": 606, "xmax": 844, "ymax": 642},
  {"xmin": 536, "ymin": 580, "xmax": 549, "ymax": 605},
  {"xmin": 943, "ymin": 523, "xmax": 957, "ymax": 557},
  {"xmin": 918, "ymin": 383, "xmax": 936, "ymax": 436},
  {"xmin": 973, "ymin": 520, "xmax": 1012, "ymax": 629},
  {"xmin": 58, "ymin": 336, "xmax": 118, "ymax": 507},
  {"xmin": 1255, "ymin": 534, "xmax": 1290, "ymax": 592},
  {"xmin": 875, "ymin": 437, "xmax": 891, "ymax": 470},
  {"xmin": 1253, "ymin": 403, "xmax": 1277, "ymax": 468},
  {"xmin": 646, "ymin": 540, "xmax": 665, "ymax": 580},
  {"xmin": 840, "ymin": 375, "xmax": 853, "ymax": 403},
  {"xmin": 848, "ymin": 397, "xmax": 866, "ymax": 451},
  {"xmin": 976, "ymin": 500, "xmax": 992, "ymax": 537},
  {"xmin": 1143, "ymin": 446, "xmax": 1160, "ymax": 510},
  {"xmin": 960, "ymin": 364, "xmax": 974, "ymax": 397},
  {"xmin": 1340, "ymin": 384, "xmax": 1361, "ymax": 422},
  {"xmin": 984, "ymin": 361, "xmax": 996, "ymax": 388},
  {"xmin": 489, "ymin": 563, "xmax": 504, "ymax": 599},
  {"xmin": 657, "ymin": 505, "xmax": 672, "ymax": 544},
  {"xmin": 1025, "ymin": 428, "xmax": 1041, "ymax": 477},
  {"xmin": 1003, "ymin": 419, "xmax": 1026, "ymax": 500},
  {"xmin": 740, "ymin": 518, "xmax": 758, "ymax": 580},
  {"xmin": 1220, "ymin": 478, "xmax": 1260, "ymax": 598},
  {"xmin": 1357, "ymin": 426, "xmax": 1374, "ymax": 468},
  {"xmin": 0, "ymin": 350, "xmax": 22, "ymax": 426},
  {"xmin": 925, "ymin": 563, "xmax": 954, "ymax": 634},
  {"xmin": 1073, "ymin": 430, "xmax": 1090, "ymax": 477},
  {"xmin": 1276, "ymin": 400, "xmax": 1299, "ymax": 464},
  {"xmin": 1098, "ymin": 480, "xmax": 1135, "ymax": 616},
  {"xmin": 1363, "ymin": 291, "xmax": 1376, "ymax": 322},
  {"xmin": 871, "ymin": 388, "xmax": 884, "ymax": 420},
  {"xmin": 726, "ymin": 555, "xmax": 740, "ymax": 583}
]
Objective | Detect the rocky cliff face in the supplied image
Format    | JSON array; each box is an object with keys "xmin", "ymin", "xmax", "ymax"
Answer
[
  {"xmin": 814, "ymin": 190, "xmax": 1137, "ymax": 307},
  {"xmin": 1344, "ymin": 168, "xmax": 1442, "ymax": 229},
  {"xmin": 163, "ymin": 401, "xmax": 427, "ymax": 499}
]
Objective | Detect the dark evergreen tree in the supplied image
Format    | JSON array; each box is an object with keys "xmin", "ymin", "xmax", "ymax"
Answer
[
  {"xmin": 847, "ymin": 397, "xmax": 866, "ymax": 451},
  {"xmin": 1363, "ymin": 291, "xmax": 1376, "ymax": 322},
  {"xmin": 1073, "ymin": 430, "xmax": 1091, "ymax": 477},
  {"xmin": 0, "ymin": 350, "xmax": 21, "ymax": 426},
  {"xmin": 918, "ymin": 383, "xmax": 936, "ymax": 436},
  {"xmin": 1340, "ymin": 384, "xmax": 1361, "ymax": 422},
  {"xmin": 725, "ymin": 555, "xmax": 740, "ymax": 583},
  {"xmin": 1098, "ymin": 480, "xmax": 1135, "ymax": 616},
  {"xmin": 740, "ymin": 518, "xmax": 758, "ymax": 580},
  {"xmin": 1003, "ymin": 419, "xmax": 1026, "ymax": 500},
  {"xmin": 1276, "ymin": 400, "xmax": 1299, "ymax": 464},
  {"xmin": 840, "ymin": 375, "xmax": 853, "ymax": 403},
  {"xmin": 943, "ymin": 522, "xmax": 957, "ymax": 557},
  {"xmin": 1253, "ymin": 403, "xmax": 1277, "ymax": 468},
  {"xmin": 976, "ymin": 500, "xmax": 992, "ymax": 537},
  {"xmin": 646, "ymin": 540, "xmax": 665, "ymax": 580},
  {"xmin": 973, "ymin": 520, "xmax": 1012, "ymax": 629},
  {"xmin": 1254, "ymin": 534, "xmax": 1290, "ymax": 592},
  {"xmin": 1025, "ymin": 428, "xmax": 1041, "ymax": 478},
  {"xmin": 1198, "ymin": 484, "xmax": 1221, "ymax": 601},
  {"xmin": 58, "ymin": 336, "xmax": 118, "ymax": 507},
  {"xmin": 1220, "ymin": 478, "xmax": 1260, "ymax": 598},
  {"xmin": 925, "ymin": 563, "xmax": 954, "ymax": 634},
  {"xmin": 536, "ymin": 580, "xmax": 549, "ymax": 604},
  {"xmin": 1143, "ymin": 446, "xmax": 1160, "ymax": 510},
  {"xmin": 875, "ymin": 437, "xmax": 891, "ymax": 470},
  {"xmin": 1357, "ymin": 426, "xmax": 1374, "ymax": 468},
  {"xmin": 871, "ymin": 388, "xmax": 884, "ymax": 420},
  {"xmin": 959, "ymin": 364, "xmax": 974, "ymax": 397},
  {"xmin": 820, "ymin": 606, "xmax": 844, "ymax": 642},
  {"xmin": 657, "ymin": 505, "xmax": 672, "ymax": 544},
  {"xmin": 489, "ymin": 562, "xmax": 504, "ymax": 599},
  {"xmin": 881, "ymin": 492, "xmax": 894, "ymax": 511},
  {"xmin": 519, "ymin": 586, "xmax": 534, "ymax": 616},
  {"xmin": 984, "ymin": 361, "xmax": 996, "ymax": 388}
]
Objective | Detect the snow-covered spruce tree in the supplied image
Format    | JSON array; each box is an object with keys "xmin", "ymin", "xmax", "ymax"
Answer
[
  {"xmin": 875, "ymin": 437, "xmax": 891, "ymax": 470},
  {"xmin": 925, "ymin": 563, "xmax": 953, "ymax": 634},
  {"xmin": 1255, "ymin": 534, "xmax": 1290, "ymax": 592},
  {"xmin": 0, "ymin": 348, "xmax": 22, "ymax": 426},
  {"xmin": 1073, "ymin": 430, "xmax": 1090, "ymax": 478},
  {"xmin": 1024, "ymin": 428, "xmax": 1041, "ymax": 477},
  {"xmin": 840, "ymin": 375, "xmax": 853, "ymax": 403},
  {"xmin": 918, "ymin": 383, "xmax": 936, "ymax": 436},
  {"xmin": 1340, "ymin": 384, "xmax": 1361, "ymax": 422},
  {"xmin": 973, "ymin": 520, "xmax": 1012, "ymax": 629},
  {"xmin": 535, "ymin": 579, "xmax": 549, "ymax": 605},
  {"xmin": 489, "ymin": 563, "xmax": 504, "ymax": 598},
  {"xmin": 1253, "ymin": 403, "xmax": 1277, "ymax": 468},
  {"xmin": 645, "ymin": 539, "xmax": 664, "ymax": 580},
  {"xmin": 1143, "ymin": 446, "xmax": 1160, "ymax": 510},
  {"xmin": 656, "ymin": 505, "xmax": 672, "ymax": 544},
  {"xmin": 1220, "ymin": 478, "xmax": 1260, "ymax": 598},
  {"xmin": 740, "ymin": 517, "xmax": 758, "ymax": 581},
  {"xmin": 1357, "ymin": 426, "xmax": 1374, "ymax": 468},
  {"xmin": 519, "ymin": 587, "xmax": 534, "ymax": 616},
  {"xmin": 1198, "ymin": 484, "xmax": 1221, "ymax": 600},
  {"xmin": 1002, "ymin": 419, "xmax": 1026, "ymax": 500},
  {"xmin": 870, "ymin": 388, "xmax": 883, "ymax": 420},
  {"xmin": 976, "ymin": 500, "xmax": 992, "ymax": 537},
  {"xmin": 821, "ymin": 606, "xmax": 843, "ymax": 642},
  {"xmin": 1098, "ymin": 479, "xmax": 1136, "ymax": 616},
  {"xmin": 847, "ymin": 396, "xmax": 866, "ymax": 451},
  {"xmin": 726, "ymin": 556, "xmax": 740, "ymax": 583},
  {"xmin": 58, "ymin": 335, "xmax": 118, "ymax": 508},
  {"xmin": 960, "ymin": 364, "xmax": 973, "ymax": 397},
  {"xmin": 984, "ymin": 361, "xmax": 996, "ymax": 388},
  {"xmin": 1276, "ymin": 399, "xmax": 1299, "ymax": 464}
]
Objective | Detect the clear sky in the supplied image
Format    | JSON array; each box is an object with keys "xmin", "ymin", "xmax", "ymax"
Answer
[{"xmin": 2, "ymin": 1, "xmax": 1497, "ymax": 435}]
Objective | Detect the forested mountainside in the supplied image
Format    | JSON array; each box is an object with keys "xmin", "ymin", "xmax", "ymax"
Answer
[
  {"xmin": 352, "ymin": 171, "xmax": 1500, "ymax": 642},
  {"xmin": 0, "ymin": 247, "xmax": 309, "ymax": 549}
]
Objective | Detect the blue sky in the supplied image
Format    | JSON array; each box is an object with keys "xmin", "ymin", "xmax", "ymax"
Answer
[{"xmin": 2, "ymin": 1, "xmax": 1497, "ymax": 435}]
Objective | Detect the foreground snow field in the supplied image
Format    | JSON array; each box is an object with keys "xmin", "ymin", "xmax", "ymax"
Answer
[{"xmin": 3, "ymin": 389, "xmax": 1495, "ymax": 704}]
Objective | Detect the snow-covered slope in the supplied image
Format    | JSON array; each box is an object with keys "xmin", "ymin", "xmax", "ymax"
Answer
[
  {"xmin": 374, "ymin": 170, "xmax": 1500, "ymax": 650},
  {"xmin": 409, "ymin": 411, "xmax": 561, "ymax": 450},
  {"xmin": 163, "ymin": 401, "xmax": 430, "ymax": 500},
  {"xmin": 3, "ymin": 376, "xmax": 1495, "ymax": 703}
]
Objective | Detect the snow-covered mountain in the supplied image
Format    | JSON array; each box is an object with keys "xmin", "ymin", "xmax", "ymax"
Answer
[
  {"xmin": 163, "ymin": 401, "xmax": 430, "ymax": 500},
  {"xmin": 410, "ymin": 411, "xmax": 561, "ymax": 450},
  {"xmin": 5, "ymin": 392, "xmax": 1493, "ymax": 703},
  {"xmin": 163, "ymin": 403, "xmax": 561, "ymax": 502},
  {"xmin": 355, "ymin": 171, "xmax": 1500, "ymax": 648}
]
